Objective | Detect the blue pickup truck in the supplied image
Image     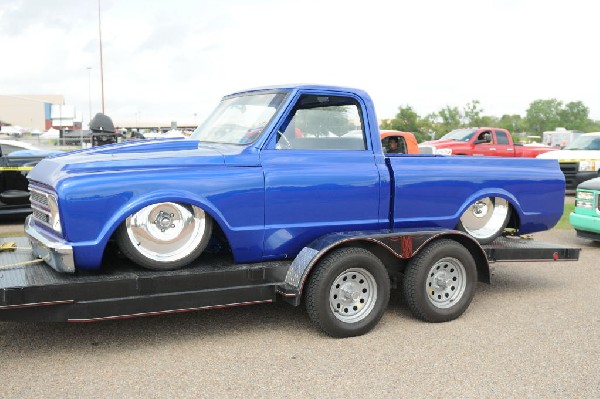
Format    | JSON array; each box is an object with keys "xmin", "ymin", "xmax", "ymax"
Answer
[
  {"xmin": 25, "ymin": 84, "xmax": 564, "ymax": 273},
  {"xmin": 14, "ymin": 84, "xmax": 573, "ymax": 337}
]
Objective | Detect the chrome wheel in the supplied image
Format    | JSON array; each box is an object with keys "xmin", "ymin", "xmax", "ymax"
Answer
[
  {"xmin": 329, "ymin": 268, "xmax": 377, "ymax": 323},
  {"xmin": 119, "ymin": 202, "xmax": 212, "ymax": 269},
  {"xmin": 425, "ymin": 257, "xmax": 466, "ymax": 309},
  {"xmin": 458, "ymin": 197, "xmax": 510, "ymax": 243}
]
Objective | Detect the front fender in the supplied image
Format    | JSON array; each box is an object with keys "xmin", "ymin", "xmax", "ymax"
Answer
[{"xmin": 99, "ymin": 189, "xmax": 231, "ymax": 248}]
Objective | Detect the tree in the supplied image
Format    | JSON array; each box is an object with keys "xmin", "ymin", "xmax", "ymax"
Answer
[
  {"xmin": 463, "ymin": 100, "xmax": 484, "ymax": 127},
  {"xmin": 559, "ymin": 101, "xmax": 589, "ymax": 131},
  {"xmin": 380, "ymin": 105, "xmax": 420, "ymax": 132},
  {"xmin": 497, "ymin": 114, "xmax": 526, "ymax": 133},
  {"xmin": 437, "ymin": 106, "xmax": 462, "ymax": 134},
  {"xmin": 525, "ymin": 99, "xmax": 563, "ymax": 133}
]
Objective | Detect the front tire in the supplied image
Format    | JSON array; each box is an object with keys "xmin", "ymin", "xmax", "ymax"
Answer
[
  {"xmin": 116, "ymin": 202, "xmax": 212, "ymax": 271},
  {"xmin": 402, "ymin": 239, "xmax": 477, "ymax": 323},
  {"xmin": 305, "ymin": 247, "xmax": 390, "ymax": 338}
]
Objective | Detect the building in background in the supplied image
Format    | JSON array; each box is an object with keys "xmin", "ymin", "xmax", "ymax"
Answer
[{"xmin": 0, "ymin": 94, "xmax": 81, "ymax": 132}]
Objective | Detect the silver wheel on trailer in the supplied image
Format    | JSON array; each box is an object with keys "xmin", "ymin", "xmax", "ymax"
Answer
[
  {"xmin": 457, "ymin": 197, "xmax": 511, "ymax": 244},
  {"xmin": 403, "ymin": 239, "xmax": 477, "ymax": 323},
  {"xmin": 116, "ymin": 202, "xmax": 213, "ymax": 271},
  {"xmin": 329, "ymin": 268, "xmax": 378, "ymax": 323},
  {"xmin": 425, "ymin": 257, "xmax": 467, "ymax": 309},
  {"xmin": 305, "ymin": 247, "xmax": 390, "ymax": 338}
]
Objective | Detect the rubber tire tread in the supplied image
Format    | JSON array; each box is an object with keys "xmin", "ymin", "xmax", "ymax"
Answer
[
  {"xmin": 305, "ymin": 247, "xmax": 390, "ymax": 338},
  {"xmin": 402, "ymin": 239, "xmax": 477, "ymax": 323},
  {"xmin": 116, "ymin": 210, "xmax": 213, "ymax": 271}
]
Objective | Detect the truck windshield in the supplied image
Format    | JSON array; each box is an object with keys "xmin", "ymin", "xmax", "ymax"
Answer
[
  {"xmin": 563, "ymin": 135, "xmax": 600, "ymax": 150},
  {"xmin": 439, "ymin": 129, "xmax": 477, "ymax": 142},
  {"xmin": 190, "ymin": 92, "xmax": 288, "ymax": 144}
]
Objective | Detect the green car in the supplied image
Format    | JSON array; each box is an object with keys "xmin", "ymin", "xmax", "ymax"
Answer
[{"xmin": 570, "ymin": 177, "xmax": 600, "ymax": 240}]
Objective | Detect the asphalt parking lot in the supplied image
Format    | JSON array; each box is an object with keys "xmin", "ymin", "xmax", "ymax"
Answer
[{"xmin": 0, "ymin": 218, "xmax": 598, "ymax": 398}]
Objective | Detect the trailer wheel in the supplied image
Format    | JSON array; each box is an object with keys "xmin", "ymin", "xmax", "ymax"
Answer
[
  {"xmin": 457, "ymin": 197, "xmax": 510, "ymax": 244},
  {"xmin": 116, "ymin": 202, "xmax": 212, "ymax": 271},
  {"xmin": 305, "ymin": 247, "xmax": 390, "ymax": 338},
  {"xmin": 403, "ymin": 239, "xmax": 477, "ymax": 323}
]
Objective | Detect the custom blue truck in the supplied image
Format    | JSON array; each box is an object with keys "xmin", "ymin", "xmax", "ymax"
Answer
[{"xmin": 0, "ymin": 84, "xmax": 579, "ymax": 337}]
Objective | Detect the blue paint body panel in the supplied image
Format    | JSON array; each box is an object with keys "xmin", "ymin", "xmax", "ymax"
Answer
[{"xmin": 26, "ymin": 85, "xmax": 565, "ymax": 270}]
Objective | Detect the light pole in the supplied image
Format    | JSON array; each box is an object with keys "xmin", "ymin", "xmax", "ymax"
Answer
[
  {"xmin": 98, "ymin": 0, "xmax": 105, "ymax": 113},
  {"xmin": 87, "ymin": 67, "xmax": 92, "ymax": 128}
]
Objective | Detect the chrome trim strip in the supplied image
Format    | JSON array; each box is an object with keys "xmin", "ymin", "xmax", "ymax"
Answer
[{"xmin": 24, "ymin": 215, "xmax": 75, "ymax": 273}]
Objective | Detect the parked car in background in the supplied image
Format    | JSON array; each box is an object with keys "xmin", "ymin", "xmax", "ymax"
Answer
[
  {"xmin": 537, "ymin": 132, "xmax": 600, "ymax": 190},
  {"xmin": 380, "ymin": 130, "xmax": 419, "ymax": 154},
  {"xmin": 0, "ymin": 140, "xmax": 63, "ymax": 216},
  {"xmin": 570, "ymin": 177, "xmax": 600, "ymax": 241},
  {"xmin": 419, "ymin": 127, "xmax": 557, "ymax": 157}
]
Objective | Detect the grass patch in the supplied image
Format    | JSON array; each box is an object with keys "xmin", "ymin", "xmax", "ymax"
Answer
[{"xmin": 555, "ymin": 202, "xmax": 575, "ymax": 229}]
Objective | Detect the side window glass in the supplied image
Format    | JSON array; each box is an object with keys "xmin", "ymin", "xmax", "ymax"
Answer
[
  {"xmin": 383, "ymin": 136, "xmax": 407, "ymax": 154},
  {"xmin": 495, "ymin": 131, "xmax": 509, "ymax": 145},
  {"xmin": 276, "ymin": 95, "xmax": 366, "ymax": 150},
  {"xmin": 476, "ymin": 131, "xmax": 492, "ymax": 144},
  {"xmin": 3, "ymin": 145, "xmax": 19, "ymax": 154}
]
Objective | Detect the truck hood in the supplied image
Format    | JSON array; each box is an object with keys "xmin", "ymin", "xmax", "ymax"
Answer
[
  {"xmin": 28, "ymin": 139, "xmax": 232, "ymax": 188},
  {"xmin": 536, "ymin": 149, "xmax": 600, "ymax": 160}
]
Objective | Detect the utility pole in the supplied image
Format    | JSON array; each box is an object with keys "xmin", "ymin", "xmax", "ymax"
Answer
[
  {"xmin": 87, "ymin": 67, "xmax": 92, "ymax": 126},
  {"xmin": 98, "ymin": 0, "xmax": 105, "ymax": 113}
]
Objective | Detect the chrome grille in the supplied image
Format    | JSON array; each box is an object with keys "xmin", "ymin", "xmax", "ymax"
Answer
[
  {"xmin": 28, "ymin": 184, "xmax": 52, "ymax": 225},
  {"xmin": 559, "ymin": 162, "xmax": 579, "ymax": 190},
  {"xmin": 30, "ymin": 190, "xmax": 49, "ymax": 208},
  {"xmin": 33, "ymin": 208, "xmax": 50, "ymax": 224}
]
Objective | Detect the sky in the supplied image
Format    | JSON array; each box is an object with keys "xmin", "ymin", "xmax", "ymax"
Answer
[{"xmin": 1, "ymin": 0, "xmax": 599, "ymax": 128}]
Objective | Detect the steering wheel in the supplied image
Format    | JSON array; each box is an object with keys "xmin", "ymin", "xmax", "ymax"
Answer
[{"xmin": 276, "ymin": 131, "xmax": 292, "ymax": 150}]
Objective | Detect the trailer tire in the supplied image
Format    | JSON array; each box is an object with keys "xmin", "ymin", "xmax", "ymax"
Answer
[
  {"xmin": 305, "ymin": 247, "xmax": 390, "ymax": 338},
  {"xmin": 403, "ymin": 239, "xmax": 477, "ymax": 323},
  {"xmin": 116, "ymin": 202, "xmax": 212, "ymax": 271}
]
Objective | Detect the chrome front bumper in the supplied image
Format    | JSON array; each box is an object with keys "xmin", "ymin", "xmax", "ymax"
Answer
[{"xmin": 25, "ymin": 215, "xmax": 75, "ymax": 273}]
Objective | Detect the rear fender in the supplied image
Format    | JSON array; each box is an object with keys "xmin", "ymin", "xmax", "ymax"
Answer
[{"xmin": 456, "ymin": 188, "xmax": 521, "ymax": 226}]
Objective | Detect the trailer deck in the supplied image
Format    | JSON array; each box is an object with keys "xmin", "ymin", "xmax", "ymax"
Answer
[{"xmin": 0, "ymin": 235, "xmax": 580, "ymax": 322}]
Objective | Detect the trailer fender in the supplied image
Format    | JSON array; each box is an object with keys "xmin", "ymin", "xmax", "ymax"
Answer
[{"xmin": 277, "ymin": 229, "xmax": 490, "ymax": 303}]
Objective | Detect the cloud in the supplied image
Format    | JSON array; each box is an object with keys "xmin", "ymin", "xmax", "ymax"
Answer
[{"xmin": 1, "ymin": 0, "xmax": 599, "ymax": 128}]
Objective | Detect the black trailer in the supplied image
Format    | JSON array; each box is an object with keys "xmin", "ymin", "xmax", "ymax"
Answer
[{"xmin": 0, "ymin": 230, "xmax": 580, "ymax": 337}]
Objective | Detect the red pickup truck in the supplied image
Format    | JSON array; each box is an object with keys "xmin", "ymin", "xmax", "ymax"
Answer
[{"xmin": 419, "ymin": 128, "xmax": 557, "ymax": 157}]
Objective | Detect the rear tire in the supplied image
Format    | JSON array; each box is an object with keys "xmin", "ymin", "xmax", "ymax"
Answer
[
  {"xmin": 403, "ymin": 239, "xmax": 477, "ymax": 323},
  {"xmin": 457, "ymin": 197, "xmax": 511, "ymax": 244},
  {"xmin": 305, "ymin": 247, "xmax": 390, "ymax": 338}
]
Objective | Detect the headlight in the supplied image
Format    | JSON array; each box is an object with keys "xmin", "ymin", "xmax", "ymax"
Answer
[
  {"xmin": 576, "ymin": 191, "xmax": 594, "ymax": 201},
  {"xmin": 436, "ymin": 148, "xmax": 453, "ymax": 155},
  {"xmin": 575, "ymin": 200, "xmax": 593, "ymax": 209},
  {"xmin": 578, "ymin": 160, "xmax": 596, "ymax": 171},
  {"xmin": 47, "ymin": 195, "xmax": 62, "ymax": 234}
]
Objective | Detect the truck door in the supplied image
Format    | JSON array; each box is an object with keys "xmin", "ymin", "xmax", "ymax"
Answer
[
  {"xmin": 492, "ymin": 130, "xmax": 514, "ymax": 157},
  {"xmin": 260, "ymin": 93, "xmax": 383, "ymax": 258},
  {"xmin": 472, "ymin": 130, "xmax": 495, "ymax": 156}
]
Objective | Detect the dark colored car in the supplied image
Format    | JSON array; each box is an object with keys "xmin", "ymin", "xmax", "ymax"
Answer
[{"xmin": 0, "ymin": 140, "xmax": 62, "ymax": 216}]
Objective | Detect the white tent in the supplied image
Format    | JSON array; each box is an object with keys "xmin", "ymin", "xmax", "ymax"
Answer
[{"xmin": 40, "ymin": 128, "xmax": 60, "ymax": 139}]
